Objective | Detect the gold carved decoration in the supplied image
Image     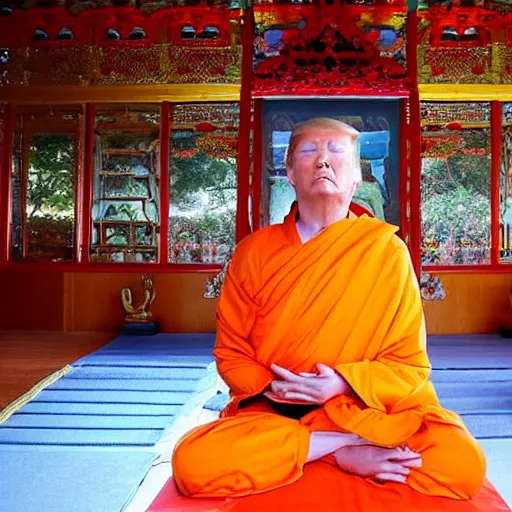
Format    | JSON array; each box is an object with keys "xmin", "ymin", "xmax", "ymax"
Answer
[{"xmin": 0, "ymin": 44, "xmax": 241, "ymax": 88}]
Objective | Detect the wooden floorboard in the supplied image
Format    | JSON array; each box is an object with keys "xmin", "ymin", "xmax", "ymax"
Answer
[{"xmin": 0, "ymin": 331, "xmax": 114, "ymax": 410}]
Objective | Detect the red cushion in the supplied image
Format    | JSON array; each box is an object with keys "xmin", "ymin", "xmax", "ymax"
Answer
[{"xmin": 148, "ymin": 464, "xmax": 510, "ymax": 512}]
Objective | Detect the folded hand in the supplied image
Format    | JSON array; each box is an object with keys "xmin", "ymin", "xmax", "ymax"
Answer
[
  {"xmin": 267, "ymin": 363, "xmax": 350, "ymax": 404},
  {"xmin": 334, "ymin": 444, "xmax": 422, "ymax": 484}
]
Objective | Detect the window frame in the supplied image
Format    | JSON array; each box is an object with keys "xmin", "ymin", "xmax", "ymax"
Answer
[
  {"xmin": 418, "ymin": 100, "xmax": 504, "ymax": 274},
  {"xmin": 7, "ymin": 105, "xmax": 85, "ymax": 266}
]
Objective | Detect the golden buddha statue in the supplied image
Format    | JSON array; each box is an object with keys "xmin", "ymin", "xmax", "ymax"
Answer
[{"xmin": 121, "ymin": 274, "xmax": 156, "ymax": 323}]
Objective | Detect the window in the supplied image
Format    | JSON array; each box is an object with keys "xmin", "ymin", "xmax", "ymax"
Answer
[
  {"xmin": 10, "ymin": 105, "xmax": 81, "ymax": 262},
  {"xmin": 90, "ymin": 105, "xmax": 160, "ymax": 263},
  {"xmin": 169, "ymin": 103, "xmax": 238, "ymax": 264},
  {"xmin": 261, "ymin": 99, "xmax": 401, "ymax": 228},
  {"xmin": 420, "ymin": 102, "xmax": 491, "ymax": 266}
]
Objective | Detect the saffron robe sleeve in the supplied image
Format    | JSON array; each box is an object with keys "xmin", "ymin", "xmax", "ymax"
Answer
[
  {"xmin": 213, "ymin": 246, "xmax": 274, "ymax": 396},
  {"xmin": 324, "ymin": 238, "xmax": 464, "ymax": 445},
  {"xmin": 334, "ymin": 241, "xmax": 430, "ymax": 413}
]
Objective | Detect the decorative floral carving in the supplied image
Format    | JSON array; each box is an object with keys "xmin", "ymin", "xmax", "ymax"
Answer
[
  {"xmin": 417, "ymin": 4, "xmax": 512, "ymax": 84},
  {"xmin": 204, "ymin": 256, "xmax": 231, "ymax": 299},
  {"xmin": 420, "ymin": 272, "xmax": 446, "ymax": 301},
  {"xmin": 253, "ymin": 4, "xmax": 407, "ymax": 95}
]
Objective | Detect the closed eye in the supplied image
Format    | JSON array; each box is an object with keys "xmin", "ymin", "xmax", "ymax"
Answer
[
  {"xmin": 297, "ymin": 142, "xmax": 317, "ymax": 154},
  {"xmin": 329, "ymin": 144, "xmax": 346, "ymax": 153}
]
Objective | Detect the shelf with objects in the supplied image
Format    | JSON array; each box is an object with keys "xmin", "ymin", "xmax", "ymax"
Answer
[{"xmin": 90, "ymin": 105, "xmax": 161, "ymax": 263}]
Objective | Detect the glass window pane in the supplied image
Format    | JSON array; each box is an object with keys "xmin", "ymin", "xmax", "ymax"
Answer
[
  {"xmin": 420, "ymin": 102, "xmax": 491, "ymax": 266},
  {"xmin": 261, "ymin": 100, "xmax": 399, "ymax": 227},
  {"xmin": 169, "ymin": 103, "xmax": 239, "ymax": 264},
  {"xmin": 10, "ymin": 106, "xmax": 80, "ymax": 262},
  {"xmin": 501, "ymin": 103, "xmax": 512, "ymax": 262},
  {"xmin": 90, "ymin": 105, "xmax": 160, "ymax": 263}
]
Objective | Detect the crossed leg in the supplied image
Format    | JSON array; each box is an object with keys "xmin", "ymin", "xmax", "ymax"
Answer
[{"xmin": 172, "ymin": 398, "xmax": 486, "ymax": 500}]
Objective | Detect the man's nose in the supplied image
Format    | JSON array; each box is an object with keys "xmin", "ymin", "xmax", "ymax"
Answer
[{"xmin": 316, "ymin": 150, "xmax": 330, "ymax": 167}]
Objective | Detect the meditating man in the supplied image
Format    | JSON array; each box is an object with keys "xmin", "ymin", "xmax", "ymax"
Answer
[{"xmin": 172, "ymin": 117, "xmax": 486, "ymax": 501}]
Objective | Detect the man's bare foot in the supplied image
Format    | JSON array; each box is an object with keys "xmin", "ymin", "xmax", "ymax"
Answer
[{"xmin": 334, "ymin": 444, "xmax": 422, "ymax": 484}]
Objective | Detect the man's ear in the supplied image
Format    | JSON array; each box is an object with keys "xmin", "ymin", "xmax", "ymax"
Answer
[
  {"xmin": 350, "ymin": 181, "xmax": 360, "ymax": 196},
  {"xmin": 286, "ymin": 165, "xmax": 296, "ymax": 187}
]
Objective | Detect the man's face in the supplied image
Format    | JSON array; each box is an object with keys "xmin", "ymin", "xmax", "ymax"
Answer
[{"xmin": 287, "ymin": 127, "xmax": 360, "ymax": 203}]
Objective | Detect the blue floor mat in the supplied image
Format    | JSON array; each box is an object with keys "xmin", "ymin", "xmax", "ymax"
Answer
[
  {"xmin": 434, "ymin": 381, "xmax": 512, "ymax": 416},
  {"xmin": 462, "ymin": 414, "xmax": 512, "ymax": 439},
  {"xmin": 77, "ymin": 354, "xmax": 213, "ymax": 367},
  {"xmin": 429, "ymin": 336, "xmax": 512, "ymax": 440},
  {"xmin": 49, "ymin": 377, "xmax": 202, "ymax": 392},
  {"xmin": 0, "ymin": 427, "xmax": 164, "ymax": 446},
  {"xmin": 4, "ymin": 414, "xmax": 176, "ymax": 429},
  {"xmin": 73, "ymin": 334, "xmax": 215, "ymax": 368},
  {"xmin": 32, "ymin": 389, "xmax": 195, "ymax": 404},
  {"xmin": 439, "ymin": 395, "xmax": 512, "ymax": 415},
  {"xmin": 19, "ymin": 401, "xmax": 183, "ymax": 416},
  {"xmin": 430, "ymin": 368, "xmax": 512, "ymax": 383},
  {"xmin": 428, "ymin": 335, "xmax": 512, "ymax": 369},
  {"xmin": 1, "ymin": 334, "xmax": 215, "ymax": 447},
  {"xmin": 0, "ymin": 450, "xmax": 156, "ymax": 512},
  {"xmin": 64, "ymin": 367, "xmax": 207, "ymax": 380}
]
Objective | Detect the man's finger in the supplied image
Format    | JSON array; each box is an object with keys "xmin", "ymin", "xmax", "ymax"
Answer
[
  {"xmin": 270, "ymin": 363, "xmax": 303, "ymax": 383},
  {"xmin": 384, "ymin": 463, "xmax": 411, "ymax": 476},
  {"xmin": 390, "ymin": 449, "xmax": 422, "ymax": 462},
  {"xmin": 399, "ymin": 444, "xmax": 418, "ymax": 455},
  {"xmin": 281, "ymin": 391, "xmax": 320, "ymax": 403},
  {"xmin": 271, "ymin": 381, "xmax": 290, "ymax": 395},
  {"xmin": 273, "ymin": 380, "xmax": 318, "ymax": 397},
  {"xmin": 315, "ymin": 363, "xmax": 335, "ymax": 376},
  {"xmin": 264, "ymin": 390, "xmax": 318, "ymax": 404},
  {"xmin": 399, "ymin": 457, "xmax": 423, "ymax": 468},
  {"xmin": 375, "ymin": 473, "xmax": 407, "ymax": 484},
  {"xmin": 299, "ymin": 372, "xmax": 317, "ymax": 377}
]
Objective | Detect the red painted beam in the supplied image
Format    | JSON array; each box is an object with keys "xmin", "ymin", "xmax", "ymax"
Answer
[
  {"xmin": 80, "ymin": 103, "xmax": 95, "ymax": 264},
  {"xmin": 159, "ymin": 102, "xmax": 171, "ymax": 264},
  {"xmin": 490, "ymin": 101, "xmax": 502, "ymax": 266},
  {"xmin": 235, "ymin": 6, "xmax": 254, "ymax": 243}
]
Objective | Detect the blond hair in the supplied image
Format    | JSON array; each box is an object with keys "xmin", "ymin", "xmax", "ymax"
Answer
[{"xmin": 286, "ymin": 117, "xmax": 362, "ymax": 181}]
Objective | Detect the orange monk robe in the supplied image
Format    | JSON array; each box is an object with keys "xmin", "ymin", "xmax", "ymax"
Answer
[{"xmin": 173, "ymin": 205, "xmax": 486, "ymax": 500}]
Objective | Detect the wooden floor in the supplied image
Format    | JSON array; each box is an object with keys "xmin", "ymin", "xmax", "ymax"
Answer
[{"xmin": 0, "ymin": 331, "xmax": 114, "ymax": 410}]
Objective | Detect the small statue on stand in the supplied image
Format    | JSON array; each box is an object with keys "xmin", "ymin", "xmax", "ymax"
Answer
[
  {"xmin": 499, "ymin": 288, "xmax": 512, "ymax": 339},
  {"xmin": 121, "ymin": 274, "xmax": 160, "ymax": 335}
]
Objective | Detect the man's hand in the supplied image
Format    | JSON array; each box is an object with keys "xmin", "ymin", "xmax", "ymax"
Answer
[
  {"xmin": 334, "ymin": 444, "xmax": 422, "ymax": 484},
  {"xmin": 266, "ymin": 363, "xmax": 351, "ymax": 404}
]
